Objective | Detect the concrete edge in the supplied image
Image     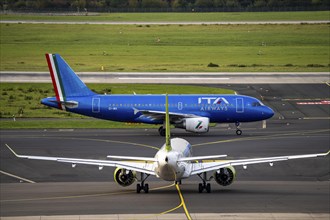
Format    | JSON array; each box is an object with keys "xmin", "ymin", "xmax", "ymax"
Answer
[{"xmin": 1, "ymin": 213, "xmax": 330, "ymax": 220}]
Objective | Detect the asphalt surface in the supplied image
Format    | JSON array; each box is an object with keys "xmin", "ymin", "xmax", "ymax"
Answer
[
  {"xmin": 1, "ymin": 71, "xmax": 329, "ymax": 84},
  {"xmin": 0, "ymin": 84, "xmax": 329, "ymax": 218}
]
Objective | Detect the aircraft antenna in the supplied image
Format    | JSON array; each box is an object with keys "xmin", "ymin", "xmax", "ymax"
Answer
[{"xmin": 165, "ymin": 94, "xmax": 172, "ymax": 152}]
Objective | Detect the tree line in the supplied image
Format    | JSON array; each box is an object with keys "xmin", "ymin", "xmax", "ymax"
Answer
[{"xmin": 1, "ymin": 0, "xmax": 329, "ymax": 12}]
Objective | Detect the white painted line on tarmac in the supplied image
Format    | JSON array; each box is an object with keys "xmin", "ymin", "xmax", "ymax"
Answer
[
  {"xmin": 118, "ymin": 77, "xmax": 230, "ymax": 80},
  {"xmin": 0, "ymin": 170, "xmax": 36, "ymax": 183},
  {"xmin": 303, "ymin": 117, "xmax": 330, "ymax": 120}
]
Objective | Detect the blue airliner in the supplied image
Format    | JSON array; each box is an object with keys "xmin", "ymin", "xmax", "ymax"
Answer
[{"xmin": 41, "ymin": 54, "xmax": 274, "ymax": 136}]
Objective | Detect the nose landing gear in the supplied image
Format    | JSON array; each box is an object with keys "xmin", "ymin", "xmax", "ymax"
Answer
[{"xmin": 235, "ymin": 122, "xmax": 242, "ymax": 135}]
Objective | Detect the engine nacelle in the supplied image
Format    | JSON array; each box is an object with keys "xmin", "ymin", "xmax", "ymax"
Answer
[
  {"xmin": 114, "ymin": 168, "xmax": 136, "ymax": 187},
  {"xmin": 213, "ymin": 166, "xmax": 236, "ymax": 186},
  {"xmin": 176, "ymin": 117, "xmax": 209, "ymax": 133}
]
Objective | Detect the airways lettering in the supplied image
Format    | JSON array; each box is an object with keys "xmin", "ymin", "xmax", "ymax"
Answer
[{"xmin": 200, "ymin": 105, "xmax": 228, "ymax": 111}]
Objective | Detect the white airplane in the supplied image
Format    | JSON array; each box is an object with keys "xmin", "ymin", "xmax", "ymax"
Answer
[{"xmin": 5, "ymin": 94, "xmax": 329, "ymax": 193}]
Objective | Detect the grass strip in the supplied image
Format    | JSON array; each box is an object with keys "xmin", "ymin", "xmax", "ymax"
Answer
[
  {"xmin": 1, "ymin": 11, "xmax": 329, "ymax": 22},
  {"xmin": 1, "ymin": 23, "xmax": 329, "ymax": 72}
]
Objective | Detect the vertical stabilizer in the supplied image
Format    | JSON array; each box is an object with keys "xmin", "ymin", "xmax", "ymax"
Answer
[
  {"xmin": 45, "ymin": 54, "xmax": 94, "ymax": 109},
  {"xmin": 165, "ymin": 94, "xmax": 172, "ymax": 152}
]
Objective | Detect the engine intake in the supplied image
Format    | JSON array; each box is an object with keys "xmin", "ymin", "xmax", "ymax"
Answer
[
  {"xmin": 114, "ymin": 168, "xmax": 136, "ymax": 187},
  {"xmin": 214, "ymin": 166, "xmax": 236, "ymax": 186}
]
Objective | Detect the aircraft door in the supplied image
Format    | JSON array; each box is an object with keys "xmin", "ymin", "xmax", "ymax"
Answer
[
  {"xmin": 178, "ymin": 102, "xmax": 183, "ymax": 110},
  {"xmin": 236, "ymin": 98, "xmax": 244, "ymax": 113},
  {"xmin": 92, "ymin": 98, "xmax": 100, "ymax": 113}
]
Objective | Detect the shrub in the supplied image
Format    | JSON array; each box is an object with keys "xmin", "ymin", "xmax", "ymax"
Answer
[
  {"xmin": 207, "ymin": 62, "xmax": 219, "ymax": 67},
  {"xmin": 306, "ymin": 64, "xmax": 325, "ymax": 67},
  {"xmin": 25, "ymin": 96, "xmax": 33, "ymax": 100}
]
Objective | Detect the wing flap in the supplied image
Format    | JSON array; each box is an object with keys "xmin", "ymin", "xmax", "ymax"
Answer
[{"xmin": 134, "ymin": 108, "xmax": 198, "ymax": 122}]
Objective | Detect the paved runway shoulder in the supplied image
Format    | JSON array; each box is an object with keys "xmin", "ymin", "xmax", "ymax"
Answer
[
  {"xmin": 1, "ymin": 71, "xmax": 329, "ymax": 84},
  {"xmin": 1, "ymin": 83, "xmax": 329, "ymax": 219}
]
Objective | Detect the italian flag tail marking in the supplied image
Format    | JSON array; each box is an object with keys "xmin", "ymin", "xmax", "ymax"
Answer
[{"xmin": 45, "ymin": 54, "xmax": 66, "ymax": 110}]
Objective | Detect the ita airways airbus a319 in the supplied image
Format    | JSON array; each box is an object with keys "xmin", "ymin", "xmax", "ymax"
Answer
[
  {"xmin": 41, "ymin": 54, "xmax": 274, "ymax": 136},
  {"xmin": 5, "ymin": 94, "xmax": 329, "ymax": 193}
]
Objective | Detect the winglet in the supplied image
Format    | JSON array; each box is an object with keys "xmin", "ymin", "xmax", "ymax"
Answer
[
  {"xmin": 5, "ymin": 144, "xmax": 20, "ymax": 158},
  {"xmin": 165, "ymin": 94, "xmax": 172, "ymax": 152}
]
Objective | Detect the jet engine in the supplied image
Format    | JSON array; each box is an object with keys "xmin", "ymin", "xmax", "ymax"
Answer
[
  {"xmin": 213, "ymin": 166, "xmax": 236, "ymax": 186},
  {"xmin": 175, "ymin": 117, "xmax": 209, "ymax": 133},
  {"xmin": 114, "ymin": 168, "xmax": 136, "ymax": 187}
]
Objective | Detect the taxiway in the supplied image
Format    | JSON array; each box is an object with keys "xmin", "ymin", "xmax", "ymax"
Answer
[{"xmin": 0, "ymin": 83, "xmax": 329, "ymax": 219}]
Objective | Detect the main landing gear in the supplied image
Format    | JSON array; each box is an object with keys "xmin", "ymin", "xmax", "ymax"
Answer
[
  {"xmin": 136, "ymin": 173, "xmax": 150, "ymax": 193},
  {"xmin": 197, "ymin": 172, "xmax": 212, "ymax": 193},
  {"xmin": 158, "ymin": 126, "xmax": 166, "ymax": 136},
  {"xmin": 235, "ymin": 122, "xmax": 242, "ymax": 135}
]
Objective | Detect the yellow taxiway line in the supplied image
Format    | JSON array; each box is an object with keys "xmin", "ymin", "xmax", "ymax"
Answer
[{"xmin": 175, "ymin": 184, "xmax": 192, "ymax": 220}]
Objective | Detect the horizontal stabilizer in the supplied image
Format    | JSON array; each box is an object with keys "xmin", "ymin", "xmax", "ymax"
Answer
[
  {"xmin": 107, "ymin": 155, "xmax": 157, "ymax": 162},
  {"xmin": 178, "ymin": 154, "xmax": 227, "ymax": 162},
  {"xmin": 50, "ymin": 100, "xmax": 79, "ymax": 108}
]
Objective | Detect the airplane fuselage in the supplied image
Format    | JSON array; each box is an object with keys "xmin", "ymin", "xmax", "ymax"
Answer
[
  {"xmin": 42, "ymin": 54, "xmax": 274, "ymax": 135},
  {"xmin": 154, "ymin": 138, "xmax": 192, "ymax": 181},
  {"xmin": 42, "ymin": 94, "xmax": 274, "ymax": 125}
]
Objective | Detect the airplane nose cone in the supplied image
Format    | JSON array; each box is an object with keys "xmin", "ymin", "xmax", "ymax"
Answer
[{"xmin": 263, "ymin": 107, "xmax": 274, "ymax": 119}]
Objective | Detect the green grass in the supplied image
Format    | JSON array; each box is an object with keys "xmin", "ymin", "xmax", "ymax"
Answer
[
  {"xmin": 1, "ymin": 23, "xmax": 329, "ymax": 72},
  {"xmin": 0, "ymin": 83, "xmax": 234, "ymax": 124},
  {"xmin": 1, "ymin": 11, "xmax": 329, "ymax": 22},
  {"xmin": 0, "ymin": 118, "xmax": 161, "ymax": 129}
]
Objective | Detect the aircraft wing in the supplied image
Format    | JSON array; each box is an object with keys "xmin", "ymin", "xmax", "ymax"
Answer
[
  {"xmin": 190, "ymin": 151, "xmax": 330, "ymax": 175},
  {"xmin": 134, "ymin": 108, "xmax": 198, "ymax": 122},
  {"xmin": 5, "ymin": 144, "xmax": 155, "ymax": 175}
]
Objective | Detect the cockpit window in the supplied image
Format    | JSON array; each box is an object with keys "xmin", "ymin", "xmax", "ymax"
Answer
[{"xmin": 252, "ymin": 102, "xmax": 262, "ymax": 107}]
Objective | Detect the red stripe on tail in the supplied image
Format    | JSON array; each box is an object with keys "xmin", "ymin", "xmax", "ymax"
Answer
[{"xmin": 45, "ymin": 54, "xmax": 61, "ymax": 109}]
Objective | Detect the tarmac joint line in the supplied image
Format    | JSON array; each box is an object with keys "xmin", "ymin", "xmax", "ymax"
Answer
[{"xmin": 0, "ymin": 170, "xmax": 36, "ymax": 184}]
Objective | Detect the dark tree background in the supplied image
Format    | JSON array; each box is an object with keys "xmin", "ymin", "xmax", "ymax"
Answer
[{"xmin": 0, "ymin": 0, "xmax": 329, "ymax": 11}]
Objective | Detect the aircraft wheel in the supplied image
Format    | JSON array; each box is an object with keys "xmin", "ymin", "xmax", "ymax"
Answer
[
  {"xmin": 137, "ymin": 184, "xmax": 141, "ymax": 193},
  {"xmin": 159, "ymin": 126, "xmax": 166, "ymax": 136},
  {"xmin": 144, "ymin": 184, "xmax": 149, "ymax": 193},
  {"xmin": 175, "ymin": 180, "xmax": 182, "ymax": 185},
  {"xmin": 206, "ymin": 183, "xmax": 211, "ymax": 193},
  {"xmin": 198, "ymin": 183, "xmax": 203, "ymax": 193},
  {"xmin": 236, "ymin": 129, "xmax": 242, "ymax": 135}
]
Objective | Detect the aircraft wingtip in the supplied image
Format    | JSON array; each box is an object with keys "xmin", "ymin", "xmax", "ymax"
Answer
[{"xmin": 5, "ymin": 144, "xmax": 19, "ymax": 157}]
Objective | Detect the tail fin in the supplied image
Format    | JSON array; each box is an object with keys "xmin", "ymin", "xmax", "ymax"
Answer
[
  {"xmin": 45, "ymin": 54, "xmax": 95, "ymax": 105},
  {"xmin": 165, "ymin": 94, "xmax": 172, "ymax": 152}
]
